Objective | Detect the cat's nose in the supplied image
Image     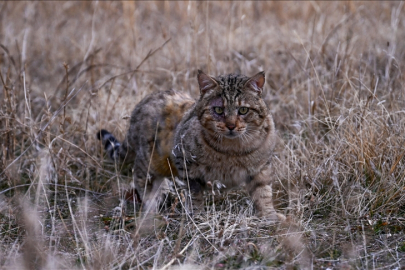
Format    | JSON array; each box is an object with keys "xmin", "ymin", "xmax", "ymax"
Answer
[{"xmin": 227, "ymin": 124, "xmax": 236, "ymax": 130}]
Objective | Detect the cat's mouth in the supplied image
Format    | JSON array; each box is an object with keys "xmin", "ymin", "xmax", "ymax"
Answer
[{"xmin": 224, "ymin": 130, "xmax": 239, "ymax": 139}]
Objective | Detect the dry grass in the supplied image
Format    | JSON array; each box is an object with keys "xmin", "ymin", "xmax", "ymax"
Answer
[{"xmin": 1, "ymin": 1, "xmax": 405, "ymax": 269}]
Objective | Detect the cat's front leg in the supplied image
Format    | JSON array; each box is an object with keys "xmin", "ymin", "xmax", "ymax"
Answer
[
  {"xmin": 248, "ymin": 168, "xmax": 286, "ymax": 221},
  {"xmin": 176, "ymin": 172, "xmax": 205, "ymax": 213},
  {"xmin": 173, "ymin": 153, "xmax": 205, "ymax": 213}
]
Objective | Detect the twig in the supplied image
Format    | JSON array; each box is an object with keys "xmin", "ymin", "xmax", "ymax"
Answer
[
  {"xmin": 98, "ymin": 37, "xmax": 172, "ymax": 92},
  {"xmin": 135, "ymin": 38, "xmax": 171, "ymax": 71},
  {"xmin": 160, "ymin": 233, "xmax": 199, "ymax": 270},
  {"xmin": 0, "ymin": 183, "xmax": 106, "ymax": 196},
  {"xmin": 0, "ymin": 85, "xmax": 85, "ymax": 176}
]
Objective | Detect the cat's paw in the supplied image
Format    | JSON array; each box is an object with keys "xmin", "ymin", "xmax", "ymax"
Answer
[{"xmin": 257, "ymin": 209, "xmax": 286, "ymax": 222}]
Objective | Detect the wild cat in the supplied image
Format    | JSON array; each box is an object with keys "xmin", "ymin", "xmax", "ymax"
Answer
[{"xmin": 98, "ymin": 70, "xmax": 284, "ymax": 220}]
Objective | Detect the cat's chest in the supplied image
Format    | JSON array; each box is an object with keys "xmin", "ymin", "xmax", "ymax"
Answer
[
  {"xmin": 174, "ymin": 115, "xmax": 272, "ymax": 187},
  {"xmin": 194, "ymin": 150, "xmax": 261, "ymax": 187}
]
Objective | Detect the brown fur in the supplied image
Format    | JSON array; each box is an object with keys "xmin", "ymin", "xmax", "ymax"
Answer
[{"xmin": 98, "ymin": 71, "xmax": 284, "ymax": 220}]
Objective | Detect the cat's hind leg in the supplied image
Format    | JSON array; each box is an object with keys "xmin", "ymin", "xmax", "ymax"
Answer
[
  {"xmin": 133, "ymin": 159, "xmax": 173, "ymax": 215},
  {"xmin": 138, "ymin": 177, "xmax": 172, "ymax": 214}
]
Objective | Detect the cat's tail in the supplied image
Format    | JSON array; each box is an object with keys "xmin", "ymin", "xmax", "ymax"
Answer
[{"xmin": 97, "ymin": 129, "xmax": 127, "ymax": 161}]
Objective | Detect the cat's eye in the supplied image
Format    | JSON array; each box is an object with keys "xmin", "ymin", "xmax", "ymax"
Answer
[
  {"xmin": 238, "ymin": 107, "xmax": 249, "ymax": 115},
  {"xmin": 214, "ymin": 107, "xmax": 224, "ymax": 114}
]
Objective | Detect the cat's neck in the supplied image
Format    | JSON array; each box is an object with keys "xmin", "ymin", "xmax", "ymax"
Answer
[{"xmin": 200, "ymin": 127, "xmax": 268, "ymax": 156}]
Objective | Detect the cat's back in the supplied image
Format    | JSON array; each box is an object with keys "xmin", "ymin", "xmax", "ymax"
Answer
[
  {"xmin": 126, "ymin": 89, "xmax": 195, "ymax": 176},
  {"xmin": 130, "ymin": 89, "xmax": 193, "ymax": 123}
]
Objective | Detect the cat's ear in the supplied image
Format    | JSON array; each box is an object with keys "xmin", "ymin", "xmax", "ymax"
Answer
[
  {"xmin": 245, "ymin": 71, "xmax": 265, "ymax": 95},
  {"xmin": 197, "ymin": 70, "xmax": 218, "ymax": 95}
]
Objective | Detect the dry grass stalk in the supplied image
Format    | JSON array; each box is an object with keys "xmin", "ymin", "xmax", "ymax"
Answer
[{"xmin": 1, "ymin": 1, "xmax": 405, "ymax": 269}]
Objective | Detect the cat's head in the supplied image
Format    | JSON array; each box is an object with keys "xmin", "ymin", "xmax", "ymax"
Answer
[{"xmin": 197, "ymin": 70, "xmax": 270, "ymax": 141}]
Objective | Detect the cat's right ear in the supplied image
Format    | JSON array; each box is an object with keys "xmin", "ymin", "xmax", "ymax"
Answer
[
  {"xmin": 244, "ymin": 71, "xmax": 265, "ymax": 95},
  {"xmin": 197, "ymin": 70, "xmax": 218, "ymax": 95}
]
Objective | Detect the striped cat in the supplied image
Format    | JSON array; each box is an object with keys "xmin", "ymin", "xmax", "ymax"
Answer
[{"xmin": 98, "ymin": 70, "xmax": 284, "ymax": 220}]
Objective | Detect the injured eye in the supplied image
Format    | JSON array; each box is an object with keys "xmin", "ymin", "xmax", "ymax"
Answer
[{"xmin": 214, "ymin": 107, "xmax": 224, "ymax": 115}]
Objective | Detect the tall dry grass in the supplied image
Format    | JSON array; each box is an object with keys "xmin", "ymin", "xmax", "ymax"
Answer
[{"xmin": 1, "ymin": 1, "xmax": 405, "ymax": 269}]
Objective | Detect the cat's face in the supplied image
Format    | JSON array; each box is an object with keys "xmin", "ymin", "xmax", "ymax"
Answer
[{"xmin": 197, "ymin": 72, "xmax": 269, "ymax": 141}]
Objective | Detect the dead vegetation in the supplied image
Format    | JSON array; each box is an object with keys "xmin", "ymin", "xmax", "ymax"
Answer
[{"xmin": 1, "ymin": 1, "xmax": 405, "ymax": 269}]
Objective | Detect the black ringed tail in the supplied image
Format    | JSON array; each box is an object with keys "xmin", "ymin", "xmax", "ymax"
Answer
[{"xmin": 97, "ymin": 129, "xmax": 121, "ymax": 161}]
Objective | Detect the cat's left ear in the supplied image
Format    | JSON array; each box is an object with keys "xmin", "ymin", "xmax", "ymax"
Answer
[
  {"xmin": 197, "ymin": 70, "xmax": 218, "ymax": 96},
  {"xmin": 245, "ymin": 71, "xmax": 265, "ymax": 95}
]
